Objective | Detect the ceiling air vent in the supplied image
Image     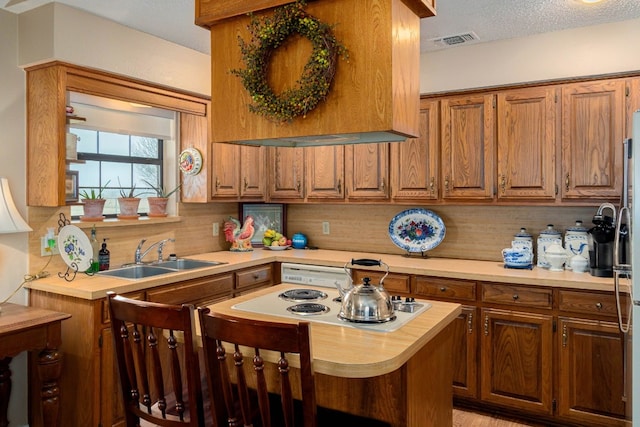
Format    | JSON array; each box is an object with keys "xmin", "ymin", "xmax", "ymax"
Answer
[{"xmin": 428, "ymin": 31, "xmax": 479, "ymax": 48}]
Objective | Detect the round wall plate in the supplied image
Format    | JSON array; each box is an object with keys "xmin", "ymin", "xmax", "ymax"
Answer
[{"xmin": 179, "ymin": 148, "xmax": 203, "ymax": 176}]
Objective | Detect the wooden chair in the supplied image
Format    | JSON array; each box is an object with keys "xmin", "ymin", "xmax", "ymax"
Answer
[
  {"xmin": 198, "ymin": 308, "xmax": 391, "ymax": 427},
  {"xmin": 107, "ymin": 292, "xmax": 207, "ymax": 427}
]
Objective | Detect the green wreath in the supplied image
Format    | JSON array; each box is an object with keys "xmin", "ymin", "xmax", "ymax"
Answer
[{"xmin": 231, "ymin": 1, "xmax": 348, "ymax": 123}]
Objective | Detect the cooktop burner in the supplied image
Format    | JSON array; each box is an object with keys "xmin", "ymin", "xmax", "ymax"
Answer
[
  {"xmin": 286, "ymin": 303, "xmax": 330, "ymax": 315},
  {"xmin": 279, "ymin": 288, "xmax": 328, "ymax": 302}
]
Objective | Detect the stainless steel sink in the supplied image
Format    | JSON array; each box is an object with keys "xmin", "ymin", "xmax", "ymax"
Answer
[
  {"xmin": 155, "ymin": 259, "xmax": 226, "ymax": 270},
  {"xmin": 99, "ymin": 265, "xmax": 176, "ymax": 279},
  {"xmin": 99, "ymin": 258, "xmax": 226, "ymax": 280}
]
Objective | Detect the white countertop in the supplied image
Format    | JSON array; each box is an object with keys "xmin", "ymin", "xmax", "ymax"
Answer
[{"xmin": 25, "ymin": 248, "xmax": 614, "ymax": 300}]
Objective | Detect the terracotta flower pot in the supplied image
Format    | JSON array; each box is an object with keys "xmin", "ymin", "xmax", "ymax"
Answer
[
  {"xmin": 117, "ymin": 197, "xmax": 141, "ymax": 219},
  {"xmin": 147, "ymin": 197, "xmax": 169, "ymax": 217},
  {"xmin": 81, "ymin": 199, "xmax": 106, "ymax": 221}
]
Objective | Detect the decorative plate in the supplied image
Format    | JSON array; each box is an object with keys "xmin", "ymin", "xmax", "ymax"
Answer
[
  {"xmin": 263, "ymin": 245, "xmax": 291, "ymax": 251},
  {"xmin": 388, "ymin": 208, "xmax": 446, "ymax": 253},
  {"xmin": 58, "ymin": 225, "xmax": 92, "ymax": 271},
  {"xmin": 178, "ymin": 148, "xmax": 203, "ymax": 176}
]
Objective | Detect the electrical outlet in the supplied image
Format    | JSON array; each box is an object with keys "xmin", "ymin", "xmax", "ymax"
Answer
[
  {"xmin": 212, "ymin": 222, "xmax": 219, "ymax": 236},
  {"xmin": 40, "ymin": 236, "xmax": 60, "ymax": 256},
  {"xmin": 322, "ymin": 221, "xmax": 330, "ymax": 235}
]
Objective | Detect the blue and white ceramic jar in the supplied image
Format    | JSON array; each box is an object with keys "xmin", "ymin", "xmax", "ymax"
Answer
[
  {"xmin": 564, "ymin": 220, "xmax": 589, "ymax": 270},
  {"xmin": 537, "ymin": 224, "xmax": 562, "ymax": 269}
]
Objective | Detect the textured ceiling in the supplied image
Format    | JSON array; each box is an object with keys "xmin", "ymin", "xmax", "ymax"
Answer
[{"xmin": 3, "ymin": 0, "xmax": 640, "ymax": 54}]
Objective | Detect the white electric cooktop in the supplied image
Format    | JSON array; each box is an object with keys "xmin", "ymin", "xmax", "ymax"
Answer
[{"xmin": 232, "ymin": 286, "xmax": 430, "ymax": 333}]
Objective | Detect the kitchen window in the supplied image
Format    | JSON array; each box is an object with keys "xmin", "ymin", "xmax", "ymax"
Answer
[{"xmin": 67, "ymin": 92, "xmax": 178, "ymax": 219}]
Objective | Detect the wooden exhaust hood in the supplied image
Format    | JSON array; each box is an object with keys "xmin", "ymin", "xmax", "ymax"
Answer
[{"xmin": 195, "ymin": 0, "xmax": 436, "ymax": 147}]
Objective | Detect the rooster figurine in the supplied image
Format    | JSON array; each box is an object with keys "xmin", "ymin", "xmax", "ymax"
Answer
[{"xmin": 223, "ymin": 215, "xmax": 255, "ymax": 252}]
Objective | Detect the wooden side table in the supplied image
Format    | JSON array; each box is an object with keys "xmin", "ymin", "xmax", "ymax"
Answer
[{"xmin": 0, "ymin": 303, "xmax": 70, "ymax": 427}]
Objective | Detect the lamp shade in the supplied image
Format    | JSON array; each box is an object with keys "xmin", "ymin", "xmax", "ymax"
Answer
[{"xmin": 0, "ymin": 177, "xmax": 32, "ymax": 234}]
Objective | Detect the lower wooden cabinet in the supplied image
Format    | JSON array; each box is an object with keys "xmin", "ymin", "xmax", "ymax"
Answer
[
  {"xmin": 480, "ymin": 308, "xmax": 554, "ymax": 415},
  {"xmin": 557, "ymin": 317, "xmax": 627, "ymax": 426},
  {"xmin": 410, "ymin": 277, "xmax": 627, "ymax": 426},
  {"xmin": 450, "ymin": 306, "xmax": 478, "ymax": 399}
]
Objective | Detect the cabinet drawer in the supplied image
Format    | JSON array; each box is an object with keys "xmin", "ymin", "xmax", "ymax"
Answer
[
  {"xmin": 482, "ymin": 283, "xmax": 552, "ymax": 309},
  {"xmin": 558, "ymin": 289, "xmax": 627, "ymax": 318},
  {"xmin": 101, "ymin": 291, "xmax": 145, "ymax": 324},
  {"xmin": 147, "ymin": 274, "xmax": 234, "ymax": 306},
  {"xmin": 236, "ymin": 265, "xmax": 274, "ymax": 290},
  {"xmin": 351, "ymin": 270, "xmax": 410, "ymax": 294},
  {"xmin": 413, "ymin": 276, "xmax": 476, "ymax": 301}
]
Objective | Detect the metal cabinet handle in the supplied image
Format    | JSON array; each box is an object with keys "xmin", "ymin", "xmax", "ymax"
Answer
[
  {"xmin": 296, "ymin": 181, "xmax": 301, "ymax": 192},
  {"xmin": 444, "ymin": 176, "xmax": 450, "ymax": 193},
  {"xmin": 244, "ymin": 177, "xmax": 248, "ymax": 190},
  {"xmin": 484, "ymin": 314, "xmax": 489, "ymax": 336},
  {"xmin": 500, "ymin": 175, "xmax": 506, "ymax": 194},
  {"xmin": 595, "ymin": 302, "xmax": 603, "ymax": 310},
  {"xmin": 565, "ymin": 173, "xmax": 570, "ymax": 191},
  {"xmin": 429, "ymin": 177, "xmax": 435, "ymax": 194},
  {"xmin": 215, "ymin": 178, "xmax": 221, "ymax": 190},
  {"xmin": 467, "ymin": 312, "xmax": 473, "ymax": 334},
  {"xmin": 440, "ymin": 286, "xmax": 447, "ymax": 292},
  {"xmin": 512, "ymin": 294, "xmax": 519, "ymax": 301},
  {"xmin": 562, "ymin": 324, "xmax": 568, "ymax": 347},
  {"xmin": 337, "ymin": 179, "xmax": 342, "ymax": 193},
  {"xmin": 381, "ymin": 178, "xmax": 386, "ymax": 191}
]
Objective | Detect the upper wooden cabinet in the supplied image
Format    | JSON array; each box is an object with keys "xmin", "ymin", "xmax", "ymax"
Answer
[
  {"xmin": 26, "ymin": 61, "xmax": 209, "ymax": 207},
  {"xmin": 496, "ymin": 87, "xmax": 557, "ymax": 201},
  {"xmin": 211, "ymin": 144, "xmax": 266, "ymax": 200},
  {"xmin": 627, "ymin": 77, "xmax": 640, "ymax": 138},
  {"xmin": 268, "ymin": 147, "xmax": 305, "ymax": 200},
  {"xmin": 305, "ymin": 145, "xmax": 345, "ymax": 200},
  {"xmin": 440, "ymin": 94, "xmax": 496, "ymax": 201},
  {"xmin": 561, "ymin": 80, "xmax": 625, "ymax": 200},
  {"xmin": 270, "ymin": 143, "xmax": 389, "ymax": 202},
  {"xmin": 344, "ymin": 143, "xmax": 390, "ymax": 200},
  {"xmin": 391, "ymin": 99, "xmax": 439, "ymax": 201}
]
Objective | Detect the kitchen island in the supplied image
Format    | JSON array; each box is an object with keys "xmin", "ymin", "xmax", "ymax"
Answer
[{"xmin": 206, "ymin": 284, "xmax": 461, "ymax": 427}]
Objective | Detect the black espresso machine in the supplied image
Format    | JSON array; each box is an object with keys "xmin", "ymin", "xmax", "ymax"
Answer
[{"xmin": 588, "ymin": 203, "xmax": 630, "ymax": 277}]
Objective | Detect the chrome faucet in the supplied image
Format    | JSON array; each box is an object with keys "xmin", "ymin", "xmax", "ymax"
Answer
[{"xmin": 134, "ymin": 238, "xmax": 175, "ymax": 264}]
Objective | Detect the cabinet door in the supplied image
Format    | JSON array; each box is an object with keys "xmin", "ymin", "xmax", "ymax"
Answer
[
  {"xmin": 391, "ymin": 99, "xmax": 439, "ymax": 201},
  {"xmin": 441, "ymin": 94, "xmax": 495, "ymax": 200},
  {"xmin": 451, "ymin": 306, "xmax": 478, "ymax": 399},
  {"xmin": 627, "ymin": 77, "xmax": 640, "ymax": 139},
  {"xmin": 239, "ymin": 146, "xmax": 266, "ymax": 199},
  {"xmin": 557, "ymin": 317, "xmax": 627, "ymax": 426},
  {"xmin": 100, "ymin": 327, "xmax": 126, "ymax": 427},
  {"xmin": 561, "ymin": 80, "xmax": 624, "ymax": 200},
  {"xmin": 181, "ymin": 112, "xmax": 211, "ymax": 203},
  {"xmin": 480, "ymin": 308, "xmax": 553, "ymax": 414},
  {"xmin": 211, "ymin": 142, "xmax": 240, "ymax": 198},
  {"xmin": 497, "ymin": 87, "xmax": 557, "ymax": 200},
  {"xmin": 306, "ymin": 145, "xmax": 344, "ymax": 200},
  {"xmin": 268, "ymin": 146, "xmax": 305, "ymax": 200},
  {"xmin": 344, "ymin": 143, "xmax": 389, "ymax": 200}
]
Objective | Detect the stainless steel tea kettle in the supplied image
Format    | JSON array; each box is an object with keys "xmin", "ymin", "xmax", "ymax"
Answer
[{"xmin": 336, "ymin": 259, "xmax": 395, "ymax": 323}]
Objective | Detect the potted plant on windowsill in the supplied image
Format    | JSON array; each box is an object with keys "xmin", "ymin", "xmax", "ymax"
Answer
[
  {"xmin": 143, "ymin": 180, "xmax": 181, "ymax": 217},
  {"xmin": 79, "ymin": 180, "xmax": 111, "ymax": 222},
  {"xmin": 117, "ymin": 179, "xmax": 143, "ymax": 219}
]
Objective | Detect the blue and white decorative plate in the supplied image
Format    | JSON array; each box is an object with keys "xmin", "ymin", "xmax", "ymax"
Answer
[
  {"xmin": 388, "ymin": 208, "xmax": 446, "ymax": 253},
  {"xmin": 58, "ymin": 225, "xmax": 92, "ymax": 271}
]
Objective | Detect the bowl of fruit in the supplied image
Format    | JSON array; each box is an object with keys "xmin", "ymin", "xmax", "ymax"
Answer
[{"xmin": 262, "ymin": 229, "xmax": 292, "ymax": 250}]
